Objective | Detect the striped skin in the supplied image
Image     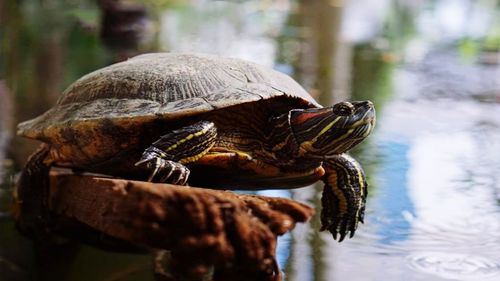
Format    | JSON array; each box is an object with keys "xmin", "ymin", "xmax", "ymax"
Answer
[
  {"xmin": 290, "ymin": 101, "xmax": 375, "ymax": 157},
  {"xmin": 135, "ymin": 100, "xmax": 374, "ymax": 242},
  {"xmin": 285, "ymin": 101, "xmax": 374, "ymax": 241},
  {"xmin": 320, "ymin": 154, "xmax": 367, "ymax": 241},
  {"xmin": 196, "ymin": 100, "xmax": 374, "ymax": 242},
  {"xmin": 153, "ymin": 121, "xmax": 217, "ymax": 164},
  {"xmin": 135, "ymin": 121, "xmax": 217, "ymax": 183}
]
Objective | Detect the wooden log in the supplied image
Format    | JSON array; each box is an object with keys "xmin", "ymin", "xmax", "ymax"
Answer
[{"xmin": 45, "ymin": 170, "xmax": 314, "ymax": 281}]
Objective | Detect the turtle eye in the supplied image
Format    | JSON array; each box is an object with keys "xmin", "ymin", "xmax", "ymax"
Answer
[{"xmin": 333, "ymin": 101, "xmax": 354, "ymax": 116}]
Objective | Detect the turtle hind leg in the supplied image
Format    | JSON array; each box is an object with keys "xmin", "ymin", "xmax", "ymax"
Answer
[
  {"xmin": 15, "ymin": 144, "xmax": 53, "ymax": 237},
  {"xmin": 320, "ymin": 154, "xmax": 368, "ymax": 242},
  {"xmin": 135, "ymin": 121, "xmax": 217, "ymax": 185}
]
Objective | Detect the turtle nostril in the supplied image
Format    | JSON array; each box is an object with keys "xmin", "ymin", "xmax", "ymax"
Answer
[{"xmin": 333, "ymin": 101, "xmax": 354, "ymax": 116}]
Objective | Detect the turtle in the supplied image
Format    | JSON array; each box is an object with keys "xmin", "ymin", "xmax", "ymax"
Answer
[{"xmin": 16, "ymin": 53, "xmax": 375, "ymax": 241}]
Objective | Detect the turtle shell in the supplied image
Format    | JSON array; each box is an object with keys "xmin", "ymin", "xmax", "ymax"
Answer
[{"xmin": 17, "ymin": 53, "xmax": 320, "ymax": 166}]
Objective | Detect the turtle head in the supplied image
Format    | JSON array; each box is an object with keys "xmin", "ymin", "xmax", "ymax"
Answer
[{"xmin": 290, "ymin": 101, "xmax": 375, "ymax": 158}]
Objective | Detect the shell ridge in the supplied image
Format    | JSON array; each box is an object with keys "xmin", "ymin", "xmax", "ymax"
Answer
[
  {"xmin": 19, "ymin": 53, "xmax": 319, "ymax": 143},
  {"xmin": 221, "ymin": 67, "xmax": 247, "ymax": 83}
]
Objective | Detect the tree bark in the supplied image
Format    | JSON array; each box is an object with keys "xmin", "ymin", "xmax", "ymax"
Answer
[{"xmin": 45, "ymin": 170, "xmax": 314, "ymax": 281}]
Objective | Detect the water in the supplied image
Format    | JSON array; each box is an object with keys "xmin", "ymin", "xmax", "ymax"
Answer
[{"xmin": 1, "ymin": 0, "xmax": 499, "ymax": 280}]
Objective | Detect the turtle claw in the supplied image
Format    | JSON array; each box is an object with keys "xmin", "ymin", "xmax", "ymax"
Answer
[
  {"xmin": 136, "ymin": 157, "xmax": 190, "ymax": 186},
  {"xmin": 167, "ymin": 165, "xmax": 190, "ymax": 185},
  {"xmin": 177, "ymin": 169, "xmax": 190, "ymax": 185},
  {"xmin": 320, "ymin": 212, "xmax": 360, "ymax": 242},
  {"xmin": 319, "ymin": 206, "xmax": 348, "ymax": 241}
]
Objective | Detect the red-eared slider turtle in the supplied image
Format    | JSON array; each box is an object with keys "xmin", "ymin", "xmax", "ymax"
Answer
[{"xmin": 17, "ymin": 53, "xmax": 375, "ymax": 241}]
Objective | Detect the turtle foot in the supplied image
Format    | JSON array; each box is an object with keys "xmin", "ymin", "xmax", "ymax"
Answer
[{"xmin": 136, "ymin": 157, "xmax": 190, "ymax": 185}]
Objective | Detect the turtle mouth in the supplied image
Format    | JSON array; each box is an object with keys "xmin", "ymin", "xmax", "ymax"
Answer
[
  {"xmin": 348, "ymin": 101, "xmax": 375, "ymax": 134},
  {"xmin": 335, "ymin": 100, "xmax": 375, "ymax": 135},
  {"xmin": 353, "ymin": 105, "xmax": 376, "ymax": 136}
]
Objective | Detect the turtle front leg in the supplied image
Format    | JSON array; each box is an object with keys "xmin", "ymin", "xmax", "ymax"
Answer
[
  {"xmin": 135, "ymin": 121, "xmax": 217, "ymax": 185},
  {"xmin": 320, "ymin": 153, "xmax": 368, "ymax": 241}
]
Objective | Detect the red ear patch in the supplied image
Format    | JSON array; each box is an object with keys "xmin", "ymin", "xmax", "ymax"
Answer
[{"xmin": 291, "ymin": 109, "xmax": 331, "ymax": 125}]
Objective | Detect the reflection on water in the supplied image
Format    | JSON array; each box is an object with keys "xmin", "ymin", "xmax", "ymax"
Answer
[{"xmin": 1, "ymin": 0, "xmax": 499, "ymax": 280}]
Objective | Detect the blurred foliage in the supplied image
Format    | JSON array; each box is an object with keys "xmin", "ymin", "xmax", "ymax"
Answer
[
  {"xmin": 1, "ymin": 0, "xmax": 109, "ymax": 121},
  {"xmin": 482, "ymin": 0, "xmax": 500, "ymax": 51},
  {"xmin": 459, "ymin": 38, "xmax": 480, "ymax": 62},
  {"xmin": 383, "ymin": 0, "xmax": 416, "ymax": 54},
  {"xmin": 64, "ymin": 9, "xmax": 100, "ymax": 28},
  {"xmin": 140, "ymin": 0, "xmax": 187, "ymax": 9},
  {"xmin": 483, "ymin": 18, "xmax": 500, "ymax": 51}
]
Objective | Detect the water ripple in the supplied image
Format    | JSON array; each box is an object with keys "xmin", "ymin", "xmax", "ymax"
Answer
[{"xmin": 406, "ymin": 252, "xmax": 500, "ymax": 280}]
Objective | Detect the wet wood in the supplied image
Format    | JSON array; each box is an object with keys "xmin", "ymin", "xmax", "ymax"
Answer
[{"xmin": 47, "ymin": 170, "xmax": 314, "ymax": 281}]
